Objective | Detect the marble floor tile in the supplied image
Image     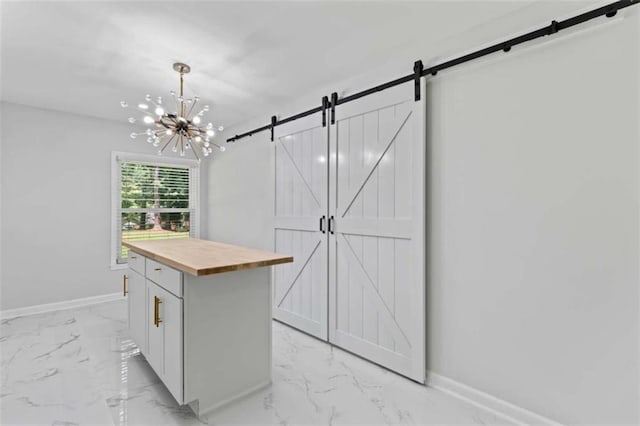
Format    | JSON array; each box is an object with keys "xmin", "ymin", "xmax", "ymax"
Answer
[
  {"xmin": 1, "ymin": 300, "xmax": 510, "ymax": 425},
  {"xmin": 1, "ymin": 308, "xmax": 114, "ymax": 425}
]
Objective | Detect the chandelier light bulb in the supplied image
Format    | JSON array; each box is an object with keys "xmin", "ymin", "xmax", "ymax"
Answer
[
  {"xmin": 219, "ymin": 146, "xmax": 226, "ymax": 152},
  {"xmin": 218, "ymin": 126, "xmax": 224, "ymax": 131},
  {"xmin": 123, "ymin": 62, "xmax": 224, "ymax": 160}
]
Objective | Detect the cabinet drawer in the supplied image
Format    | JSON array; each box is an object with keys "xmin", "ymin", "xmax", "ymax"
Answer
[
  {"xmin": 146, "ymin": 258, "xmax": 183, "ymax": 297},
  {"xmin": 128, "ymin": 251, "xmax": 145, "ymax": 275}
]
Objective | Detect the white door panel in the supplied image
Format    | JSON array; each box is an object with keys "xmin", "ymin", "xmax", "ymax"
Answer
[
  {"xmin": 127, "ymin": 270, "xmax": 147, "ymax": 355},
  {"xmin": 146, "ymin": 280, "xmax": 184, "ymax": 404},
  {"xmin": 156, "ymin": 284, "xmax": 183, "ymax": 404},
  {"xmin": 146, "ymin": 280, "xmax": 163, "ymax": 376},
  {"xmin": 273, "ymin": 113, "xmax": 329, "ymax": 340},
  {"xmin": 329, "ymin": 82, "xmax": 426, "ymax": 382}
]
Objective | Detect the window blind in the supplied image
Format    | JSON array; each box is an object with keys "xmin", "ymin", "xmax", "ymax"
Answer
[{"xmin": 116, "ymin": 161, "xmax": 195, "ymax": 263}]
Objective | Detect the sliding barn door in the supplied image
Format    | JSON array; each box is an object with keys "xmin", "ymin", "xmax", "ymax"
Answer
[
  {"xmin": 273, "ymin": 114, "xmax": 329, "ymax": 340},
  {"xmin": 329, "ymin": 82, "xmax": 426, "ymax": 382}
]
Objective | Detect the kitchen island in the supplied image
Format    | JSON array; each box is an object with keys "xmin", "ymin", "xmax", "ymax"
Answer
[{"xmin": 122, "ymin": 238, "xmax": 293, "ymax": 416}]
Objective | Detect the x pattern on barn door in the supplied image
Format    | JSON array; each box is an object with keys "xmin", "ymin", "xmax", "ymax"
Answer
[
  {"xmin": 329, "ymin": 83, "xmax": 425, "ymax": 382},
  {"xmin": 273, "ymin": 115, "xmax": 329, "ymax": 340},
  {"xmin": 272, "ymin": 82, "xmax": 425, "ymax": 382}
]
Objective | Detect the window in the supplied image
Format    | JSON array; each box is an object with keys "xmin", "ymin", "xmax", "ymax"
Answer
[{"xmin": 111, "ymin": 152, "xmax": 199, "ymax": 267}]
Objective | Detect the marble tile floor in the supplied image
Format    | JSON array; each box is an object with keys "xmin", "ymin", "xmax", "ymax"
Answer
[{"xmin": 1, "ymin": 300, "xmax": 509, "ymax": 425}]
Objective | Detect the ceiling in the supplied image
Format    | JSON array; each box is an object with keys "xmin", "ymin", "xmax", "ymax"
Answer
[{"xmin": 1, "ymin": 1, "xmax": 601, "ymax": 128}]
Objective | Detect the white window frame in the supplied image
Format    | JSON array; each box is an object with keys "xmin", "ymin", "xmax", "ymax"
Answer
[{"xmin": 110, "ymin": 151, "xmax": 200, "ymax": 269}]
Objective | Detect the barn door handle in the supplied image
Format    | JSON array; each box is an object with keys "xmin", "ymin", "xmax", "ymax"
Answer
[
  {"xmin": 329, "ymin": 216, "xmax": 335, "ymax": 234},
  {"xmin": 320, "ymin": 215, "xmax": 326, "ymax": 234}
]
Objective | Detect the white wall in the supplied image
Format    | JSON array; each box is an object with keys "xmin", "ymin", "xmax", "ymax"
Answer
[
  {"xmin": 425, "ymin": 12, "xmax": 639, "ymax": 424},
  {"xmin": 206, "ymin": 135, "xmax": 273, "ymax": 250},
  {"xmin": 0, "ymin": 103, "xmax": 208, "ymax": 311},
  {"xmin": 207, "ymin": 8, "xmax": 639, "ymax": 424}
]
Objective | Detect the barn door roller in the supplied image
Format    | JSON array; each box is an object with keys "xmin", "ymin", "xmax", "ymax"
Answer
[
  {"xmin": 321, "ymin": 96, "xmax": 329, "ymax": 127},
  {"xmin": 413, "ymin": 60, "xmax": 423, "ymax": 102}
]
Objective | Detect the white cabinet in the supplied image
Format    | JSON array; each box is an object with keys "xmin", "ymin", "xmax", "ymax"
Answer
[
  {"xmin": 146, "ymin": 279, "xmax": 183, "ymax": 404},
  {"xmin": 127, "ymin": 269, "xmax": 147, "ymax": 355},
  {"xmin": 125, "ymin": 244, "xmax": 278, "ymax": 417},
  {"xmin": 127, "ymin": 252, "xmax": 184, "ymax": 405}
]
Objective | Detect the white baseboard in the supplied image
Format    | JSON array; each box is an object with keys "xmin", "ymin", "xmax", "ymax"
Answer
[
  {"xmin": 196, "ymin": 380, "xmax": 271, "ymax": 417},
  {"xmin": 1, "ymin": 292, "xmax": 124, "ymax": 320},
  {"xmin": 426, "ymin": 371, "xmax": 563, "ymax": 426}
]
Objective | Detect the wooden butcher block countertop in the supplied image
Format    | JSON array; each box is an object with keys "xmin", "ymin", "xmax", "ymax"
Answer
[{"xmin": 123, "ymin": 238, "xmax": 293, "ymax": 277}]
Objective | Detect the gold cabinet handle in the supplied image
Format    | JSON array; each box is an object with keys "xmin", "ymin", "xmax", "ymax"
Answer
[
  {"xmin": 153, "ymin": 296, "xmax": 163, "ymax": 327},
  {"xmin": 154, "ymin": 267, "xmax": 162, "ymax": 271},
  {"xmin": 123, "ymin": 275, "xmax": 128, "ymax": 296}
]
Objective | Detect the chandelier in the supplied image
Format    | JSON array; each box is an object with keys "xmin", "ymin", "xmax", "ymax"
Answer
[{"xmin": 121, "ymin": 62, "xmax": 225, "ymax": 160}]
